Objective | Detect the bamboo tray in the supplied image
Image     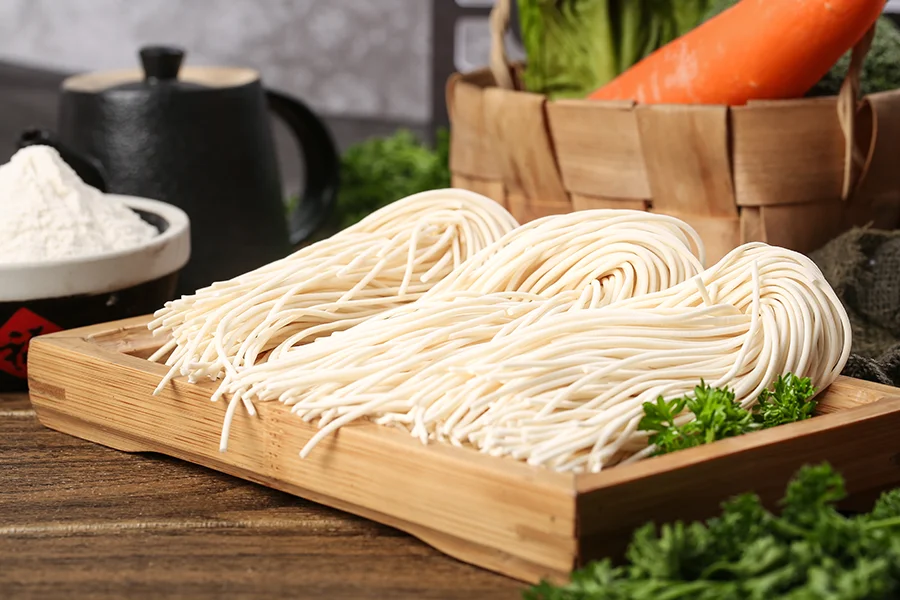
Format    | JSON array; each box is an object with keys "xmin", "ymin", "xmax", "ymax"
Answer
[{"xmin": 26, "ymin": 316, "xmax": 900, "ymax": 584}]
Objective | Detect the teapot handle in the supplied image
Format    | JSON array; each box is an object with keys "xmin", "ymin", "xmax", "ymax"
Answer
[{"xmin": 265, "ymin": 90, "xmax": 340, "ymax": 246}]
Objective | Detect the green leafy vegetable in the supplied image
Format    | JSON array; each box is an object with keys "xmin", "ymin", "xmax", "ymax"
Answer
[
  {"xmin": 639, "ymin": 374, "xmax": 818, "ymax": 456},
  {"xmin": 524, "ymin": 464, "xmax": 900, "ymax": 599},
  {"xmin": 670, "ymin": 1, "xmax": 713, "ymax": 39},
  {"xmin": 334, "ymin": 129, "xmax": 450, "ymax": 230},
  {"xmin": 518, "ymin": 1, "xmax": 710, "ymax": 100},
  {"xmin": 639, "ymin": 382, "xmax": 757, "ymax": 455},
  {"xmin": 753, "ymin": 373, "xmax": 817, "ymax": 429},
  {"xmin": 702, "ymin": 0, "xmax": 738, "ymax": 21},
  {"xmin": 870, "ymin": 488, "xmax": 900, "ymax": 522},
  {"xmin": 519, "ymin": 0, "xmax": 616, "ymax": 100}
]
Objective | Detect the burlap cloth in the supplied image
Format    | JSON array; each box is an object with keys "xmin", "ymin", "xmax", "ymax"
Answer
[{"xmin": 810, "ymin": 228, "xmax": 900, "ymax": 387}]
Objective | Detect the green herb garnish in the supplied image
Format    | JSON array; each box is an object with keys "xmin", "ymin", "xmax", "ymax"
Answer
[
  {"xmin": 525, "ymin": 464, "xmax": 900, "ymax": 599},
  {"xmin": 639, "ymin": 374, "xmax": 818, "ymax": 457},
  {"xmin": 335, "ymin": 129, "xmax": 450, "ymax": 230},
  {"xmin": 753, "ymin": 373, "xmax": 817, "ymax": 429},
  {"xmin": 639, "ymin": 382, "xmax": 757, "ymax": 455}
]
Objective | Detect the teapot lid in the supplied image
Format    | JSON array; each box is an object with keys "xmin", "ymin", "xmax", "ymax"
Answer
[
  {"xmin": 61, "ymin": 45, "xmax": 259, "ymax": 94},
  {"xmin": 110, "ymin": 46, "xmax": 207, "ymax": 91}
]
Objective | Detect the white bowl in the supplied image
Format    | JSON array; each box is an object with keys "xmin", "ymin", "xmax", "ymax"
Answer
[
  {"xmin": 0, "ymin": 195, "xmax": 190, "ymax": 391},
  {"xmin": 0, "ymin": 195, "xmax": 191, "ymax": 302}
]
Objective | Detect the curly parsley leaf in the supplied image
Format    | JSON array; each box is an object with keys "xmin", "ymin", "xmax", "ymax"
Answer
[
  {"xmin": 525, "ymin": 464, "xmax": 900, "ymax": 600},
  {"xmin": 641, "ymin": 374, "xmax": 819, "ymax": 457},
  {"xmin": 639, "ymin": 382, "xmax": 758, "ymax": 456},
  {"xmin": 780, "ymin": 463, "xmax": 846, "ymax": 529},
  {"xmin": 869, "ymin": 489, "xmax": 900, "ymax": 522},
  {"xmin": 335, "ymin": 129, "xmax": 450, "ymax": 230},
  {"xmin": 753, "ymin": 374, "xmax": 817, "ymax": 429}
]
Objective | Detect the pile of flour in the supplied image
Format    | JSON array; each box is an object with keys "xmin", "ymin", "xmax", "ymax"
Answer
[{"xmin": 0, "ymin": 146, "xmax": 158, "ymax": 264}]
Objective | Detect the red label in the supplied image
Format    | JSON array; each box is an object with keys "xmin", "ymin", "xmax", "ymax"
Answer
[{"xmin": 0, "ymin": 308, "xmax": 62, "ymax": 378}]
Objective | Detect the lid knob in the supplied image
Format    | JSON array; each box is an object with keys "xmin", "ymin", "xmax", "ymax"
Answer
[{"xmin": 140, "ymin": 46, "xmax": 185, "ymax": 83}]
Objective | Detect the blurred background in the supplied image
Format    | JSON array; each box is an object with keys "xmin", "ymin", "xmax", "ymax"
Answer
[
  {"xmin": 0, "ymin": 0, "xmax": 527, "ymax": 184},
  {"xmin": 1, "ymin": 0, "xmax": 897, "ymax": 211}
]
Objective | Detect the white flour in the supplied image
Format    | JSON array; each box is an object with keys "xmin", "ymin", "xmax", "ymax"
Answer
[{"xmin": 0, "ymin": 146, "xmax": 158, "ymax": 264}]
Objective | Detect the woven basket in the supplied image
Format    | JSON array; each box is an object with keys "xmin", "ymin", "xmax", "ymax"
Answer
[{"xmin": 447, "ymin": 0, "xmax": 900, "ymax": 264}]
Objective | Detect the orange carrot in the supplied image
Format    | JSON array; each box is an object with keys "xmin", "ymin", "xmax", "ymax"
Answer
[{"xmin": 589, "ymin": 0, "xmax": 885, "ymax": 105}]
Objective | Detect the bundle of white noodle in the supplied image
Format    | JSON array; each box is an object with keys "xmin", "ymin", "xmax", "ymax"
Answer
[
  {"xmin": 421, "ymin": 210, "xmax": 705, "ymax": 300},
  {"xmin": 147, "ymin": 189, "xmax": 519, "ymax": 405},
  {"xmin": 239, "ymin": 209, "xmax": 705, "ymax": 368},
  {"xmin": 238, "ymin": 243, "xmax": 850, "ymax": 474},
  {"xmin": 224, "ymin": 210, "xmax": 706, "ymax": 449}
]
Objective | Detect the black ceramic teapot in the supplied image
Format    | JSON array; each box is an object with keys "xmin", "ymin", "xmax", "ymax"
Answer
[{"xmin": 18, "ymin": 46, "xmax": 339, "ymax": 296}]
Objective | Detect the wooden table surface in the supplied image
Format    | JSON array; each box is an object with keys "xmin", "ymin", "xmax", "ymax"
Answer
[
  {"xmin": 0, "ymin": 59, "xmax": 518, "ymax": 599},
  {"xmin": 0, "ymin": 392, "xmax": 523, "ymax": 600}
]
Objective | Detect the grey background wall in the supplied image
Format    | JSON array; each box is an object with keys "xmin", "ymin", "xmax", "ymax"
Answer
[
  {"xmin": 2, "ymin": 0, "xmax": 899, "ymax": 126},
  {"xmin": 0, "ymin": 0, "xmax": 494, "ymax": 190},
  {"xmin": 0, "ymin": 0, "xmax": 503, "ymax": 128}
]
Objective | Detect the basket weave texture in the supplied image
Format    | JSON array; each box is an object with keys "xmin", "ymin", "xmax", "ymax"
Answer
[{"xmin": 447, "ymin": 9, "xmax": 900, "ymax": 264}]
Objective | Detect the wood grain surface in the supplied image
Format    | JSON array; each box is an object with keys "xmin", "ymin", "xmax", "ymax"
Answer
[
  {"xmin": 27, "ymin": 320, "xmax": 578, "ymax": 585},
  {"xmin": 0, "ymin": 393, "xmax": 522, "ymax": 600},
  {"xmin": 27, "ymin": 318, "xmax": 900, "ymax": 586}
]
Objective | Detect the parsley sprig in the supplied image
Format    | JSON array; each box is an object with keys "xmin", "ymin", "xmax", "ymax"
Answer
[
  {"xmin": 336, "ymin": 129, "xmax": 450, "ymax": 230},
  {"xmin": 638, "ymin": 374, "xmax": 818, "ymax": 456},
  {"xmin": 525, "ymin": 464, "xmax": 900, "ymax": 599},
  {"xmin": 754, "ymin": 374, "xmax": 818, "ymax": 429}
]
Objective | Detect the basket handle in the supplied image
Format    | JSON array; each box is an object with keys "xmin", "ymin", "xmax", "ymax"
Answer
[
  {"xmin": 489, "ymin": 0, "xmax": 516, "ymax": 90},
  {"xmin": 838, "ymin": 24, "xmax": 876, "ymax": 201}
]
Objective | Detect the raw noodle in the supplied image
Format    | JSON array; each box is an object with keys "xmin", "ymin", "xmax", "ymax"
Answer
[
  {"xmin": 233, "ymin": 243, "xmax": 850, "ymax": 473},
  {"xmin": 420, "ymin": 209, "xmax": 706, "ymax": 299},
  {"xmin": 147, "ymin": 188, "xmax": 519, "ymax": 407},
  {"xmin": 223, "ymin": 210, "xmax": 707, "ymax": 452}
]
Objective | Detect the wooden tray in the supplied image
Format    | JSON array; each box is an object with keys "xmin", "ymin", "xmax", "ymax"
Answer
[{"xmin": 27, "ymin": 316, "xmax": 900, "ymax": 584}]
